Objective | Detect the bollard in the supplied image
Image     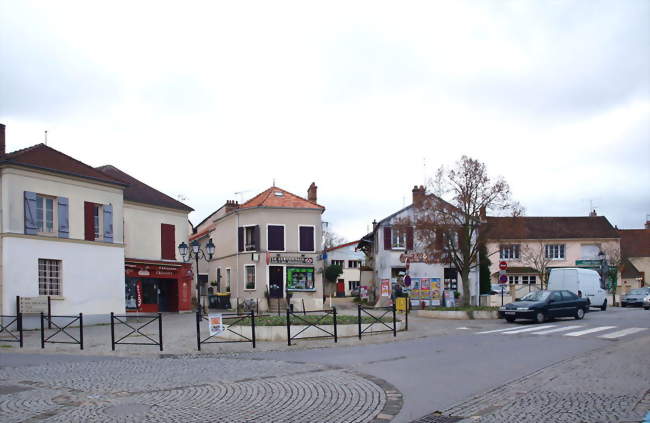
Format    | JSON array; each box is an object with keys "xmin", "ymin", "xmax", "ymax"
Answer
[
  {"xmin": 286, "ymin": 309, "xmax": 292, "ymax": 346},
  {"xmin": 251, "ymin": 310, "xmax": 256, "ymax": 348},
  {"xmin": 158, "ymin": 313, "xmax": 163, "ymax": 352},
  {"xmin": 357, "ymin": 304, "xmax": 362, "ymax": 340},
  {"xmin": 333, "ymin": 306, "xmax": 338, "ymax": 343},
  {"xmin": 196, "ymin": 311, "xmax": 202, "ymax": 351},
  {"xmin": 392, "ymin": 303, "xmax": 397, "ymax": 337}
]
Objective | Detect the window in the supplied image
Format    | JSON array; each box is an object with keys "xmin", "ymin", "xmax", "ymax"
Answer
[
  {"xmin": 508, "ymin": 275, "xmax": 519, "ymax": 284},
  {"xmin": 580, "ymin": 244, "xmax": 600, "ymax": 259},
  {"xmin": 244, "ymin": 226, "xmax": 256, "ymax": 251},
  {"xmin": 331, "ymin": 260, "xmax": 344, "ymax": 267},
  {"xmin": 521, "ymin": 275, "xmax": 537, "ymax": 285},
  {"xmin": 84, "ymin": 202, "xmax": 112, "ymax": 242},
  {"xmin": 267, "ymin": 225, "xmax": 285, "ymax": 251},
  {"xmin": 226, "ymin": 268, "xmax": 231, "ymax": 292},
  {"xmin": 39, "ymin": 259, "xmax": 62, "ymax": 296},
  {"xmin": 348, "ymin": 260, "xmax": 361, "ymax": 268},
  {"xmin": 348, "ymin": 281, "xmax": 360, "ymax": 290},
  {"xmin": 244, "ymin": 265, "xmax": 256, "ymax": 290},
  {"xmin": 93, "ymin": 204, "xmax": 103, "ymax": 240},
  {"xmin": 36, "ymin": 195, "xmax": 57, "ymax": 234},
  {"xmin": 391, "ymin": 229, "xmax": 406, "ymax": 249},
  {"xmin": 545, "ymin": 244, "xmax": 565, "ymax": 260},
  {"xmin": 499, "ymin": 244, "xmax": 520, "ymax": 260},
  {"xmin": 299, "ymin": 226, "xmax": 315, "ymax": 252},
  {"xmin": 286, "ymin": 267, "xmax": 315, "ymax": 291}
]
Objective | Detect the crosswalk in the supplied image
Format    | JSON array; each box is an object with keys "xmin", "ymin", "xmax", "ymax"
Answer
[{"xmin": 476, "ymin": 324, "xmax": 647, "ymax": 339}]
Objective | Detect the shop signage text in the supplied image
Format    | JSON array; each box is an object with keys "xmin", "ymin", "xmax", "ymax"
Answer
[
  {"xmin": 270, "ymin": 255, "xmax": 314, "ymax": 265},
  {"xmin": 399, "ymin": 253, "xmax": 435, "ymax": 264}
]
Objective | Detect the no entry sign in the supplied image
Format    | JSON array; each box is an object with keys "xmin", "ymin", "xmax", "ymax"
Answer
[{"xmin": 499, "ymin": 261, "xmax": 508, "ymax": 271}]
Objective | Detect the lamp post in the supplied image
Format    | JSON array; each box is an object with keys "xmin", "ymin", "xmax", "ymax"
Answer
[{"xmin": 178, "ymin": 239, "xmax": 215, "ymax": 317}]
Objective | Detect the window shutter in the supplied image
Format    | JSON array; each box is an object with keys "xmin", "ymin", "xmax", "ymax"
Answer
[
  {"xmin": 253, "ymin": 225, "xmax": 260, "ymax": 251},
  {"xmin": 24, "ymin": 191, "xmax": 38, "ymax": 235},
  {"xmin": 161, "ymin": 224, "xmax": 175, "ymax": 260},
  {"xmin": 406, "ymin": 227, "xmax": 414, "ymax": 250},
  {"xmin": 268, "ymin": 225, "xmax": 284, "ymax": 251},
  {"xmin": 57, "ymin": 197, "xmax": 69, "ymax": 238},
  {"xmin": 300, "ymin": 226, "xmax": 315, "ymax": 251},
  {"xmin": 383, "ymin": 227, "xmax": 391, "ymax": 250},
  {"xmin": 103, "ymin": 204, "xmax": 113, "ymax": 243},
  {"xmin": 84, "ymin": 202, "xmax": 95, "ymax": 241},
  {"xmin": 238, "ymin": 227, "xmax": 244, "ymax": 252}
]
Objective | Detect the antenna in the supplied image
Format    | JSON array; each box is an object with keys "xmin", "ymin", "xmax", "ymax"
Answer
[
  {"xmin": 273, "ymin": 178, "xmax": 275, "ymax": 187},
  {"xmin": 234, "ymin": 190, "xmax": 251, "ymax": 202},
  {"xmin": 423, "ymin": 157, "xmax": 426, "ymax": 185},
  {"xmin": 44, "ymin": 130, "xmax": 48, "ymax": 145}
]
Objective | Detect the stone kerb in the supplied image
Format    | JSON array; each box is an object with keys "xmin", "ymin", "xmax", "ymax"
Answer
[
  {"xmin": 415, "ymin": 310, "xmax": 499, "ymax": 320},
  {"xmin": 212, "ymin": 322, "xmax": 403, "ymax": 342}
]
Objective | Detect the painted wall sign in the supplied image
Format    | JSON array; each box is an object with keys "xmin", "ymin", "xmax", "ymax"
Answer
[
  {"xmin": 270, "ymin": 255, "xmax": 314, "ymax": 265},
  {"xmin": 399, "ymin": 253, "xmax": 435, "ymax": 264}
]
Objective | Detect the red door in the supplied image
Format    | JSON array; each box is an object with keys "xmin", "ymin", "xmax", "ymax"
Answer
[{"xmin": 336, "ymin": 279, "xmax": 345, "ymax": 297}]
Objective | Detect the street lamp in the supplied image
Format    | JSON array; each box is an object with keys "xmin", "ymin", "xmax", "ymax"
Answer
[
  {"xmin": 598, "ymin": 250, "xmax": 609, "ymax": 290},
  {"xmin": 178, "ymin": 239, "xmax": 215, "ymax": 316}
]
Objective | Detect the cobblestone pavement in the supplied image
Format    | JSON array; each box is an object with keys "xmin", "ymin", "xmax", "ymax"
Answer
[
  {"xmin": 0, "ymin": 356, "xmax": 402, "ymax": 422},
  {"xmin": 413, "ymin": 336, "xmax": 650, "ymax": 423}
]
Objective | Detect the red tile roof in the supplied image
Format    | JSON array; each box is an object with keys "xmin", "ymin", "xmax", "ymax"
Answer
[
  {"xmin": 483, "ymin": 216, "xmax": 620, "ymax": 240},
  {"xmin": 240, "ymin": 186, "xmax": 324, "ymax": 211},
  {"xmin": 326, "ymin": 240, "xmax": 361, "ymax": 252},
  {"xmin": 1, "ymin": 144, "xmax": 126, "ymax": 186},
  {"xmin": 96, "ymin": 165, "xmax": 193, "ymax": 212},
  {"xmin": 619, "ymin": 229, "xmax": 650, "ymax": 258}
]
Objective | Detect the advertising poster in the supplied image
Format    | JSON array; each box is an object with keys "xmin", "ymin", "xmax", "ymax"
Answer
[
  {"xmin": 360, "ymin": 286, "xmax": 369, "ymax": 300},
  {"xmin": 208, "ymin": 314, "xmax": 226, "ymax": 336},
  {"xmin": 444, "ymin": 290, "xmax": 456, "ymax": 307},
  {"xmin": 381, "ymin": 279, "xmax": 391, "ymax": 297},
  {"xmin": 431, "ymin": 278, "xmax": 441, "ymax": 302}
]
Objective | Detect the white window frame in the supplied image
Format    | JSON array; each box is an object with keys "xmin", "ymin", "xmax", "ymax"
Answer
[
  {"xmin": 266, "ymin": 224, "xmax": 286, "ymax": 252},
  {"xmin": 39, "ymin": 258, "xmax": 62, "ymax": 296},
  {"xmin": 391, "ymin": 229, "xmax": 406, "ymax": 250},
  {"xmin": 35, "ymin": 194, "xmax": 58, "ymax": 236},
  {"xmin": 244, "ymin": 264, "xmax": 256, "ymax": 290},
  {"xmin": 225, "ymin": 267, "xmax": 231, "ymax": 292},
  {"xmin": 243, "ymin": 225, "xmax": 257, "ymax": 252},
  {"xmin": 545, "ymin": 244, "xmax": 565, "ymax": 260},
  {"xmin": 508, "ymin": 275, "xmax": 519, "ymax": 284},
  {"xmin": 93, "ymin": 204, "xmax": 104, "ymax": 241},
  {"xmin": 298, "ymin": 225, "xmax": 316, "ymax": 253},
  {"xmin": 499, "ymin": 244, "xmax": 520, "ymax": 260},
  {"xmin": 348, "ymin": 260, "xmax": 361, "ymax": 268},
  {"xmin": 331, "ymin": 260, "xmax": 344, "ymax": 267}
]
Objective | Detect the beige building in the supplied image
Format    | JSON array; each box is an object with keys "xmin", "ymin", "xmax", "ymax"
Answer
[
  {"xmin": 191, "ymin": 183, "xmax": 325, "ymax": 312},
  {"xmin": 618, "ymin": 222, "xmax": 649, "ymax": 293}
]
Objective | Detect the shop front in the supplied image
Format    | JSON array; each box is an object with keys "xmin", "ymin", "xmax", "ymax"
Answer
[{"xmin": 125, "ymin": 259, "xmax": 193, "ymax": 313}]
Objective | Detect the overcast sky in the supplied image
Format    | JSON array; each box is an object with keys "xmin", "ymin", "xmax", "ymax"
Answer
[{"xmin": 1, "ymin": 1, "xmax": 648, "ymax": 240}]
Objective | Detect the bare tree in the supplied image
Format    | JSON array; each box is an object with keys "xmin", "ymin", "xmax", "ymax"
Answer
[
  {"xmin": 323, "ymin": 229, "xmax": 347, "ymax": 250},
  {"xmin": 397, "ymin": 156, "xmax": 518, "ymax": 306},
  {"xmin": 601, "ymin": 245, "xmax": 624, "ymax": 305},
  {"xmin": 521, "ymin": 241, "xmax": 552, "ymax": 289}
]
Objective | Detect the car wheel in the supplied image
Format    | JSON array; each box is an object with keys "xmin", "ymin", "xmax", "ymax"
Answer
[
  {"xmin": 535, "ymin": 312, "xmax": 546, "ymax": 324},
  {"xmin": 644, "ymin": 306, "xmax": 649, "ymax": 310},
  {"xmin": 575, "ymin": 308, "xmax": 585, "ymax": 320},
  {"xmin": 621, "ymin": 303, "xmax": 626, "ymax": 308},
  {"xmin": 601, "ymin": 300, "xmax": 607, "ymax": 311},
  {"xmin": 505, "ymin": 316, "xmax": 515, "ymax": 323}
]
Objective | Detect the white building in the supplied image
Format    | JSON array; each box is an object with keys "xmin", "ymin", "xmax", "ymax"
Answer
[{"xmin": 326, "ymin": 241, "xmax": 365, "ymax": 297}]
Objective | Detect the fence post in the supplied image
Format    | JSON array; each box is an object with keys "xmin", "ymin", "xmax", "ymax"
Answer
[
  {"xmin": 196, "ymin": 311, "xmax": 202, "ymax": 351},
  {"xmin": 40, "ymin": 312, "xmax": 45, "ymax": 349},
  {"xmin": 286, "ymin": 308, "xmax": 291, "ymax": 346},
  {"xmin": 302, "ymin": 298, "xmax": 306, "ymax": 315},
  {"xmin": 358, "ymin": 304, "xmax": 362, "ymax": 340},
  {"xmin": 110, "ymin": 312, "xmax": 115, "ymax": 351},
  {"xmin": 333, "ymin": 306, "xmax": 338, "ymax": 343},
  {"xmin": 251, "ymin": 310, "xmax": 256, "ymax": 348},
  {"xmin": 79, "ymin": 313, "xmax": 84, "ymax": 350},
  {"xmin": 18, "ymin": 313, "xmax": 23, "ymax": 348},
  {"xmin": 48, "ymin": 296, "xmax": 52, "ymax": 329},
  {"xmin": 392, "ymin": 303, "xmax": 397, "ymax": 337},
  {"xmin": 256, "ymin": 298, "xmax": 259, "ymax": 316},
  {"xmin": 158, "ymin": 313, "xmax": 163, "ymax": 352},
  {"xmin": 405, "ymin": 303, "xmax": 409, "ymax": 331},
  {"xmin": 16, "ymin": 296, "xmax": 20, "ymax": 315}
]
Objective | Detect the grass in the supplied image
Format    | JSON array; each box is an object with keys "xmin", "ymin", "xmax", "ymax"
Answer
[{"xmin": 217, "ymin": 314, "xmax": 395, "ymax": 326}]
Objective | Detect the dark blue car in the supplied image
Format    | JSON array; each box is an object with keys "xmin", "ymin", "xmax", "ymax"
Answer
[{"xmin": 498, "ymin": 290, "xmax": 590, "ymax": 324}]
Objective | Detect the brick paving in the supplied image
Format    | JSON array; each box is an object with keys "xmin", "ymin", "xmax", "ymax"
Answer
[{"xmin": 0, "ymin": 356, "xmax": 401, "ymax": 422}]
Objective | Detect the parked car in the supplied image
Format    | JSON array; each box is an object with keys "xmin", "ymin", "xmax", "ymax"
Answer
[
  {"xmin": 491, "ymin": 284, "xmax": 507, "ymax": 295},
  {"xmin": 547, "ymin": 268, "xmax": 607, "ymax": 311},
  {"xmin": 621, "ymin": 287, "xmax": 650, "ymax": 307},
  {"xmin": 498, "ymin": 290, "xmax": 589, "ymax": 324},
  {"xmin": 643, "ymin": 294, "xmax": 650, "ymax": 310}
]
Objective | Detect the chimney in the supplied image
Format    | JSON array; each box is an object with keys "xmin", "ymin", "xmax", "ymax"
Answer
[
  {"xmin": 645, "ymin": 215, "xmax": 650, "ymax": 230},
  {"xmin": 589, "ymin": 209, "xmax": 597, "ymax": 217},
  {"xmin": 225, "ymin": 200, "xmax": 239, "ymax": 213},
  {"xmin": 308, "ymin": 182, "xmax": 317, "ymax": 203},
  {"xmin": 0, "ymin": 123, "xmax": 5, "ymax": 158},
  {"xmin": 412, "ymin": 185, "xmax": 426, "ymax": 207},
  {"xmin": 372, "ymin": 219, "xmax": 377, "ymax": 232},
  {"xmin": 479, "ymin": 206, "xmax": 487, "ymax": 220}
]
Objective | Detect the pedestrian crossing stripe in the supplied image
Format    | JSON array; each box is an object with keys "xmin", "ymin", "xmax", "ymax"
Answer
[
  {"xmin": 502, "ymin": 325, "xmax": 555, "ymax": 334},
  {"xmin": 531, "ymin": 325, "xmax": 583, "ymax": 335},
  {"xmin": 477, "ymin": 327, "xmax": 522, "ymax": 334},
  {"xmin": 563, "ymin": 326, "xmax": 616, "ymax": 337},
  {"xmin": 598, "ymin": 327, "xmax": 647, "ymax": 339}
]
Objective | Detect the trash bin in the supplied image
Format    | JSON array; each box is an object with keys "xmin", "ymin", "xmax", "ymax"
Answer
[
  {"xmin": 208, "ymin": 295, "xmax": 219, "ymax": 309},
  {"xmin": 215, "ymin": 292, "xmax": 231, "ymax": 310}
]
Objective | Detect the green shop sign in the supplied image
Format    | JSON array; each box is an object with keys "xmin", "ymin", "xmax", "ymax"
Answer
[
  {"xmin": 575, "ymin": 260, "xmax": 601, "ymax": 267},
  {"xmin": 287, "ymin": 267, "xmax": 315, "ymax": 291}
]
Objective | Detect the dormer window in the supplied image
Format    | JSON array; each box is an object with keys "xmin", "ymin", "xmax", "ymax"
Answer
[{"xmin": 273, "ymin": 191, "xmax": 284, "ymax": 197}]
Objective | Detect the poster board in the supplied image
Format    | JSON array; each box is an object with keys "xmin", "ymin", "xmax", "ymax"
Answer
[
  {"xmin": 380, "ymin": 279, "xmax": 391, "ymax": 297},
  {"xmin": 208, "ymin": 314, "xmax": 226, "ymax": 336},
  {"xmin": 360, "ymin": 286, "xmax": 369, "ymax": 300}
]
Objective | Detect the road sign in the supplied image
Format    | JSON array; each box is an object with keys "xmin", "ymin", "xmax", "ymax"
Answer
[
  {"xmin": 499, "ymin": 261, "xmax": 508, "ymax": 271},
  {"xmin": 404, "ymin": 275, "xmax": 411, "ymax": 287},
  {"xmin": 499, "ymin": 273, "xmax": 508, "ymax": 283}
]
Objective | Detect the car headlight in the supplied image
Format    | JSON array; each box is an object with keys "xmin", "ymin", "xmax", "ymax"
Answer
[
  {"xmin": 499, "ymin": 306, "xmax": 506, "ymax": 311},
  {"xmin": 644, "ymin": 295, "xmax": 650, "ymax": 302}
]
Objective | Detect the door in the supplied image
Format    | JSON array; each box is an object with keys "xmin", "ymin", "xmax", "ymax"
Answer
[
  {"xmin": 140, "ymin": 280, "xmax": 159, "ymax": 312},
  {"xmin": 546, "ymin": 291, "xmax": 565, "ymax": 317},
  {"xmin": 269, "ymin": 266, "xmax": 284, "ymax": 298},
  {"xmin": 336, "ymin": 279, "xmax": 345, "ymax": 297}
]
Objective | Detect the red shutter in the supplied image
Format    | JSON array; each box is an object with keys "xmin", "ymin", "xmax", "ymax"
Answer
[
  {"xmin": 84, "ymin": 202, "xmax": 95, "ymax": 241},
  {"xmin": 161, "ymin": 224, "xmax": 176, "ymax": 260},
  {"xmin": 406, "ymin": 227, "xmax": 414, "ymax": 250},
  {"xmin": 383, "ymin": 227, "xmax": 392, "ymax": 250}
]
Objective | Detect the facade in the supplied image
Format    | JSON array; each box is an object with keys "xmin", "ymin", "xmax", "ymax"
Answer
[
  {"xmin": 618, "ymin": 222, "xmax": 649, "ymax": 293},
  {"xmin": 483, "ymin": 213, "xmax": 621, "ymax": 294},
  {"xmin": 191, "ymin": 183, "xmax": 325, "ymax": 311},
  {"xmin": 326, "ymin": 241, "xmax": 364, "ymax": 297},
  {"xmin": 96, "ymin": 166, "xmax": 194, "ymax": 313},
  {"xmin": 359, "ymin": 186, "xmax": 480, "ymax": 306}
]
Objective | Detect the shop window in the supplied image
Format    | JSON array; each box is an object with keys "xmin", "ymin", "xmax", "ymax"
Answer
[
  {"xmin": 267, "ymin": 225, "xmax": 285, "ymax": 251},
  {"xmin": 299, "ymin": 226, "xmax": 315, "ymax": 252},
  {"xmin": 287, "ymin": 267, "xmax": 315, "ymax": 291},
  {"xmin": 545, "ymin": 244, "xmax": 565, "ymax": 260},
  {"xmin": 39, "ymin": 259, "xmax": 62, "ymax": 296},
  {"xmin": 245, "ymin": 265, "xmax": 256, "ymax": 290},
  {"xmin": 499, "ymin": 244, "xmax": 520, "ymax": 260}
]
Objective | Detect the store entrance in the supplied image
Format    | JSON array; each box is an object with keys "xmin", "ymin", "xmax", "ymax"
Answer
[
  {"xmin": 269, "ymin": 266, "xmax": 284, "ymax": 298},
  {"xmin": 125, "ymin": 278, "xmax": 179, "ymax": 313}
]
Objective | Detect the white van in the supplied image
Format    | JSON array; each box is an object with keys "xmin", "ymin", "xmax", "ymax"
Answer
[{"xmin": 547, "ymin": 268, "xmax": 607, "ymax": 311}]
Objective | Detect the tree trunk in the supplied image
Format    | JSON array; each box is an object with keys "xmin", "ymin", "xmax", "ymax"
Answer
[{"xmin": 461, "ymin": 267, "xmax": 471, "ymax": 306}]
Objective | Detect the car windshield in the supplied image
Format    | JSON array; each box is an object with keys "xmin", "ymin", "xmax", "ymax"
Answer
[
  {"xmin": 520, "ymin": 291, "xmax": 550, "ymax": 302},
  {"xmin": 629, "ymin": 288, "xmax": 649, "ymax": 295}
]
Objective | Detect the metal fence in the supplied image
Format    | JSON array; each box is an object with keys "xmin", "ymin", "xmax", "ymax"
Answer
[
  {"xmin": 287, "ymin": 307, "xmax": 337, "ymax": 346},
  {"xmin": 196, "ymin": 311, "xmax": 256, "ymax": 351},
  {"xmin": 41, "ymin": 313, "xmax": 83, "ymax": 350},
  {"xmin": 0, "ymin": 314, "xmax": 23, "ymax": 348},
  {"xmin": 111, "ymin": 312, "xmax": 163, "ymax": 351},
  {"xmin": 358, "ymin": 304, "xmax": 397, "ymax": 339}
]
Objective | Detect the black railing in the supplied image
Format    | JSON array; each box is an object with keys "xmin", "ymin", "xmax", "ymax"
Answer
[
  {"xmin": 287, "ymin": 307, "xmax": 337, "ymax": 346},
  {"xmin": 41, "ymin": 313, "xmax": 83, "ymax": 350},
  {"xmin": 196, "ymin": 311, "xmax": 256, "ymax": 351},
  {"xmin": 358, "ymin": 304, "xmax": 397, "ymax": 339},
  {"xmin": 0, "ymin": 314, "xmax": 23, "ymax": 348},
  {"xmin": 111, "ymin": 312, "xmax": 162, "ymax": 351}
]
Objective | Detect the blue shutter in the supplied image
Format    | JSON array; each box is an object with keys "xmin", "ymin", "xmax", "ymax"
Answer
[
  {"xmin": 24, "ymin": 191, "xmax": 38, "ymax": 235},
  {"xmin": 103, "ymin": 204, "xmax": 113, "ymax": 243},
  {"xmin": 57, "ymin": 197, "xmax": 69, "ymax": 238}
]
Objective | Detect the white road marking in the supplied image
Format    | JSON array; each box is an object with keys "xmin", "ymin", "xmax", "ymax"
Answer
[
  {"xmin": 531, "ymin": 325, "xmax": 583, "ymax": 335},
  {"xmin": 502, "ymin": 325, "xmax": 555, "ymax": 334},
  {"xmin": 598, "ymin": 327, "xmax": 647, "ymax": 339},
  {"xmin": 564, "ymin": 326, "xmax": 616, "ymax": 337},
  {"xmin": 477, "ymin": 327, "xmax": 523, "ymax": 334}
]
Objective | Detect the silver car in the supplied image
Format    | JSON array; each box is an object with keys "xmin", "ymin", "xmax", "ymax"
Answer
[{"xmin": 621, "ymin": 287, "xmax": 650, "ymax": 307}]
